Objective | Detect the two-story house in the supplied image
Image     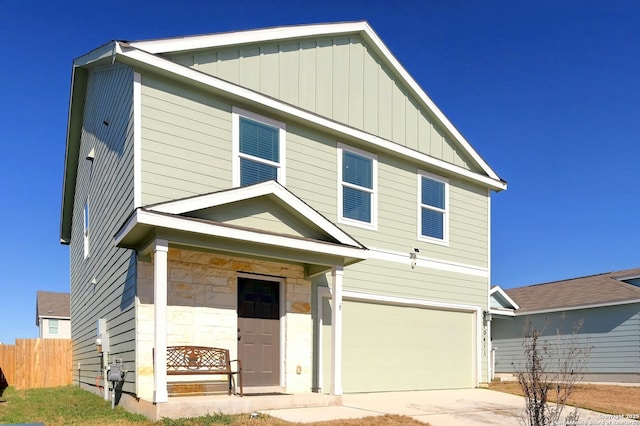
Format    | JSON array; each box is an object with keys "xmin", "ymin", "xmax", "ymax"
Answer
[{"xmin": 60, "ymin": 21, "xmax": 506, "ymax": 417}]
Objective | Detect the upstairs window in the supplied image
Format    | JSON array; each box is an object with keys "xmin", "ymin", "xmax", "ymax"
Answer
[
  {"xmin": 83, "ymin": 201, "xmax": 90, "ymax": 258},
  {"xmin": 338, "ymin": 144, "xmax": 377, "ymax": 229},
  {"xmin": 419, "ymin": 172, "xmax": 448, "ymax": 244},
  {"xmin": 233, "ymin": 108, "xmax": 286, "ymax": 187},
  {"xmin": 48, "ymin": 319, "xmax": 59, "ymax": 335}
]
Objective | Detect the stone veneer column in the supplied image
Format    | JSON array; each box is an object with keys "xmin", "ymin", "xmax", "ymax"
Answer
[
  {"xmin": 153, "ymin": 239, "xmax": 169, "ymax": 403},
  {"xmin": 330, "ymin": 265, "xmax": 343, "ymax": 395}
]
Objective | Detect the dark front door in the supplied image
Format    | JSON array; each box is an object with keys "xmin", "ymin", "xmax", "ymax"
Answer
[{"xmin": 237, "ymin": 277, "xmax": 280, "ymax": 387}]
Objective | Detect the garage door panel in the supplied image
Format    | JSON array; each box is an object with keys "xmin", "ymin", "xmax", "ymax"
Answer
[{"xmin": 323, "ymin": 299, "xmax": 475, "ymax": 393}]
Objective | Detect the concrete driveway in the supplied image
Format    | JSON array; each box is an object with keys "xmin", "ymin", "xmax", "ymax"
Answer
[{"xmin": 262, "ymin": 388, "xmax": 625, "ymax": 425}]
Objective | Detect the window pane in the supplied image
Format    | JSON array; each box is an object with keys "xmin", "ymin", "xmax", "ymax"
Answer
[
  {"xmin": 240, "ymin": 117, "xmax": 279, "ymax": 162},
  {"xmin": 343, "ymin": 187, "xmax": 371, "ymax": 222},
  {"xmin": 343, "ymin": 151, "xmax": 372, "ymax": 189},
  {"xmin": 84, "ymin": 202, "xmax": 89, "ymax": 232},
  {"xmin": 241, "ymin": 158, "xmax": 277, "ymax": 186},
  {"xmin": 422, "ymin": 176, "xmax": 445, "ymax": 209},
  {"xmin": 49, "ymin": 319, "xmax": 59, "ymax": 335},
  {"xmin": 422, "ymin": 208, "xmax": 444, "ymax": 239}
]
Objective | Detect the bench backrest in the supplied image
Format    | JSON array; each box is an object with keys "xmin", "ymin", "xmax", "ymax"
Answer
[{"xmin": 166, "ymin": 345, "xmax": 231, "ymax": 374}]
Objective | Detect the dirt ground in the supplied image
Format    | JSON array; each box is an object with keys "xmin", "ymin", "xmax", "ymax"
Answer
[{"xmin": 489, "ymin": 381, "xmax": 640, "ymax": 416}]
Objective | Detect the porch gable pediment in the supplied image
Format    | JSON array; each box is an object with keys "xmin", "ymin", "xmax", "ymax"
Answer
[
  {"xmin": 115, "ymin": 182, "xmax": 367, "ymax": 275},
  {"xmin": 147, "ymin": 181, "xmax": 360, "ymax": 247}
]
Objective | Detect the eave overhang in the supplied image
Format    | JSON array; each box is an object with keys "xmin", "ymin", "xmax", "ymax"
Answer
[{"xmin": 513, "ymin": 298, "xmax": 640, "ymax": 316}]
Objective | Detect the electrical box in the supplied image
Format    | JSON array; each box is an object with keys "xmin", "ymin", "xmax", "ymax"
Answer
[
  {"xmin": 96, "ymin": 318, "xmax": 110, "ymax": 352},
  {"xmin": 107, "ymin": 364, "xmax": 122, "ymax": 382}
]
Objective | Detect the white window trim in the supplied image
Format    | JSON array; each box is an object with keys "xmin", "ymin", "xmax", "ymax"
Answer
[
  {"xmin": 337, "ymin": 143, "xmax": 378, "ymax": 230},
  {"xmin": 232, "ymin": 107, "xmax": 286, "ymax": 187},
  {"xmin": 417, "ymin": 170, "xmax": 449, "ymax": 246},
  {"xmin": 48, "ymin": 319, "xmax": 59, "ymax": 335}
]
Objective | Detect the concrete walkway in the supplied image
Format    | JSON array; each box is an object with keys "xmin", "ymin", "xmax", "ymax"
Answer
[{"xmin": 262, "ymin": 388, "xmax": 636, "ymax": 425}]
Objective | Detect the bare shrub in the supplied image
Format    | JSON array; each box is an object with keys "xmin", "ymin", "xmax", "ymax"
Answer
[{"xmin": 513, "ymin": 317, "xmax": 591, "ymax": 426}]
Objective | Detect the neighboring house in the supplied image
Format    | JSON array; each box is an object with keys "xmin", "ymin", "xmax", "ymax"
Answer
[
  {"xmin": 492, "ymin": 268, "xmax": 640, "ymax": 383},
  {"xmin": 36, "ymin": 291, "xmax": 71, "ymax": 339},
  {"xmin": 59, "ymin": 21, "xmax": 507, "ymax": 414}
]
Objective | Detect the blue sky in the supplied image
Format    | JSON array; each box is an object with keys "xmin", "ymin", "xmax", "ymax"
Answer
[{"xmin": 1, "ymin": 0, "xmax": 638, "ymax": 344}]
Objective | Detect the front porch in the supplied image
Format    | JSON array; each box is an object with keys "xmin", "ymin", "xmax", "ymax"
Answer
[
  {"xmin": 118, "ymin": 389, "xmax": 341, "ymax": 421},
  {"xmin": 113, "ymin": 182, "xmax": 369, "ymax": 407}
]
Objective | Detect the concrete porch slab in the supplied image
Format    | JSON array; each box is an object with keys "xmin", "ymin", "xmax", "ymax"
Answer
[{"xmin": 120, "ymin": 391, "xmax": 341, "ymax": 421}]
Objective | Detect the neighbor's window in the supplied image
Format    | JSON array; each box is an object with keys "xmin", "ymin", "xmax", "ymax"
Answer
[
  {"xmin": 83, "ymin": 201, "xmax": 90, "ymax": 258},
  {"xmin": 48, "ymin": 319, "xmax": 59, "ymax": 335},
  {"xmin": 338, "ymin": 144, "xmax": 377, "ymax": 228},
  {"xmin": 233, "ymin": 108, "xmax": 286, "ymax": 187},
  {"xmin": 419, "ymin": 172, "xmax": 448, "ymax": 243}
]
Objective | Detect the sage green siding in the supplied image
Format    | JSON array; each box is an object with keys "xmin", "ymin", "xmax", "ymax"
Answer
[
  {"xmin": 140, "ymin": 74, "xmax": 232, "ymax": 204},
  {"xmin": 69, "ymin": 65, "xmax": 137, "ymax": 394},
  {"xmin": 139, "ymin": 73, "xmax": 489, "ymax": 267},
  {"xmin": 167, "ymin": 35, "xmax": 478, "ymax": 173},
  {"xmin": 139, "ymin": 75, "xmax": 489, "ymax": 268}
]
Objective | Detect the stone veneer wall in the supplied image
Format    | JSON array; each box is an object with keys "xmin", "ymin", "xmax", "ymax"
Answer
[{"xmin": 135, "ymin": 247, "xmax": 313, "ymax": 400}]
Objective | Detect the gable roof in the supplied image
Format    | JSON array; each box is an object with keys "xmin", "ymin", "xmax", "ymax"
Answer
[
  {"xmin": 36, "ymin": 291, "xmax": 70, "ymax": 325},
  {"xmin": 61, "ymin": 21, "xmax": 507, "ymax": 244},
  {"xmin": 489, "ymin": 285, "xmax": 520, "ymax": 316},
  {"xmin": 505, "ymin": 268, "xmax": 640, "ymax": 314},
  {"xmin": 114, "ymin": 181, "xmax": 367, "ymax": 275}
]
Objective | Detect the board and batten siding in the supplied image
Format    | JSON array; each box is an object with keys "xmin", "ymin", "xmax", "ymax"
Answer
[
  {"xmin": 167, "ymin": 35, "xmax": 477, "ymax": 174},
  {"xmin": 492, "ymin": 304, "xmax": 640, "ymax": 376},
  {"xmin": 69, "ymin": 65, "xmax": 137, "ymax": 394},
  {"xmin": 139, "ymin": 73, "xmax": 489, "ymax": 268}
]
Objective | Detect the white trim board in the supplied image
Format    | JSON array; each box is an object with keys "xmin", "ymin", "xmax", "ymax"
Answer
[
  {"xmin": 366, "ymin": 246, "xmax": 488, "ymax": 278},
  {"xmin": 115, "ymin": 208, "xmax": 367, "ymax": 261}
]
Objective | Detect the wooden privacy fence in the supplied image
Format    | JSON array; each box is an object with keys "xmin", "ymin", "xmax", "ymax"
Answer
[{"xmin": 0, "ymin": 338, "xmax": 72, "ymax": 390}]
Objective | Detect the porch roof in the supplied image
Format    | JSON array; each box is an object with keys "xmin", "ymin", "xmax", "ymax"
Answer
[{"xmin": 114, "ymin": 182, "xmax": 368, "ymax": 277}]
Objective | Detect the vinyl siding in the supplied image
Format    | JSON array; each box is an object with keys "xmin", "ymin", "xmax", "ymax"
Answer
[
  {"xmin": 140, "ymin": 74, "xmax": 232, "ymax": 204},
  {"xmin": 492, "ymin": 304, "xmax": 640, "ymax": 375},
  {"xmin": 69, "ymin": 65, "xmax": 137, "ymax": 394},
  {"xmin": 139, "ymin": 74, "xmax": 489, "ymax": 269},
  {"xmin": 168, "ymin": 35, "xmax": 478, "ymax": 173}
]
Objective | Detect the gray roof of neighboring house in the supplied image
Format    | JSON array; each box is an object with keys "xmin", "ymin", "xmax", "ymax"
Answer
[
  {"xmin": 36, "ymin": 291, "xmax": 70, "ymax": 325},
  {"xmin": 505, "ymin": 268, "xmax": 640, "ymax": 313}
]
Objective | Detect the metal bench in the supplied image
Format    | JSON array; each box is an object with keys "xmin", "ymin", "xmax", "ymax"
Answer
[{"xmin": 163, "ymin": 345, "xmax": 243, "ymax": 396}]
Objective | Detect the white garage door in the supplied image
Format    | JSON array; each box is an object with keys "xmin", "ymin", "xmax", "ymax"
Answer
[{"xmin": 322, "ymin": 299, "xmax": 475, "ymax": 393}]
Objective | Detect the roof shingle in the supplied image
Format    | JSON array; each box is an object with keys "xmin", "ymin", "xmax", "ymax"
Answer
[{"xmin": 505, "ymin": 268, "xmax": 640, "ymax": 313}]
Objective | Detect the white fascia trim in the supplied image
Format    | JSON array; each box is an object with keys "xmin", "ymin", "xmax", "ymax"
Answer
[
  {"xmin": 73, "ymin": 41, "xmax": 118, "ymax": 67},
  {"xmin": 133, "ymin": 72, "xmax": 142, "ymax": 208},
  {"xmin": 114, "ymin": 44, "xmax": 506, "ymax": 191},
  {"xmin": 115, "ymin": 209, "xmax": 368, "ymax": 260},
  {"xmin": 127, "ymin": 22, "xmax": 502, "ymax": 184},
  {"xmin": 367, "ymin": 246, "xmax": 488, "ymax": 278},
  {"xmin": 128, "ymin": 22, "xmax": 369, "ymax": 54},
  {"xmin": 490, "ymin": 286, "xmax": 520, "ymax": 310},
  {"xmin": 148, "ymin": 181, "xmax": 362, "ymax": 248},
  {"xmin": 489, "ymin": 308, "xmax": 516, "ymax": 317},
  {"xmin": 516, "ymin": 298, "xmax": 640, "ymax": 316}
]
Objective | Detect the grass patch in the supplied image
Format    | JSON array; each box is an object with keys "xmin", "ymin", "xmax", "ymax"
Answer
[
  {"xmin": 489, "ymin": 381, "xmax": 640, "ymax": 415},
  {"xmin": 0, "ymin": 386, "xmax": 426, "ymax": 426}
]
